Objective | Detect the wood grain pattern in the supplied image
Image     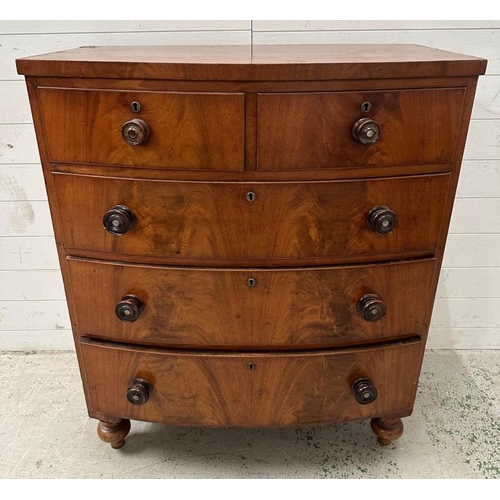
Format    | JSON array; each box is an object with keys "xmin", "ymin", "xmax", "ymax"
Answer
[
  {"xmin": 8, "ymin": 119, "xmax": 499, "ymax": 168},
  {"xmin": 16, "ymin": 44, "xmax": 487, "ymax": 81},
  {"xmin": 53, "ymin": 173, "xmax": 450, "ymax": 264},
  {"xmin": 252, "ymin": 32, "xmax": 494, "ymax": 73},
  {"xmin": 50, "ymin": 160, "xmax": 452, "ymax": 184},
  {"xmin": 16, "ymin": 45, "xmax": 486, "ymax": 442},
  {"xmin": 97, "ymin": 418, "xmax": 131, "ymax": 449},
  {"xmin": 81, "ymin": 338, "xmax": 422, "ymax": 426},
  {"xmin": 370, "ymin": 417, "xmax": 404, "ymax": 446},
  {"xmin": 6, "ymin": 33, "xmax": 251, "ymax": 81},
  {"xmin": 257, "ymin": 88, "xmax": 465, "ymax": 170},
  {"xmin": 38, "ymin": 88, "xmax": 245, "ymax": 170},
  {"xmin": 68, "ymin": 257, "xmax": 435, "ymax": 349},
  {"xmin": 32, "ymin": 75, "xmax": 472, "ymax": 93}
]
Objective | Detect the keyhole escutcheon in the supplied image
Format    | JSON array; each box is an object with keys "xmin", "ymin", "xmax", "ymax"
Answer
[
  {"xmin": 361, "ymin": 101, "xmax": 372, "ymax": 112},
  {"xmin": 247, "ymin": 277, "xmax": 257, "ymax": 287},
  {"xmin": 130, "ymin": 101, "xmax": 141, "ymax": 113},
  {"xmin": 246, "ymin": 191, "xmax": 256, "ymax": 203}
]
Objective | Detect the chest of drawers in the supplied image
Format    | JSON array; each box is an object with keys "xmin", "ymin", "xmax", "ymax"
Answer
[{"xmin": 17, "ymin": 44, "xmax": 486, "ymax": 449}]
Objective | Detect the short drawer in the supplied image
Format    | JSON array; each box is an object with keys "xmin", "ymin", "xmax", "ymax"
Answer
[
  {"xmin": 54, "ymin": 172, "xmax": 449, "ymax": 264},
  {"xmin": 81, "ymin": 338, "xmax": 422, "ymax": 427},
  {"xmin": 38, "ymin": 87, "xmax": 244, "ymax": 170},
  {"xmin": 70, "ymin": 258, "xmax": 435, "ymax": 349},
  {"xmin": 257, "ymin": 88, "xmax": 465, "ymax": 170}
]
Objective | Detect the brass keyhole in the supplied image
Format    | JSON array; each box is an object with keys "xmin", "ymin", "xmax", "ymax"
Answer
[
  {"xmin": 247, "ymin": 277, "xmax": 256, "ymax": 287},
  {"xmin": 361, "ymin": 101, "xmax": 372, "ymax": 113},
  {"xmin": 130, "ymin": 101, "xmax": 141, "ymax": 113},
  {"xmin": 246, "ymin": 191, "xmax": 256, "ymax": 203},
  {"xmin": 247, "ymin": 363, "xmax": 256, "ymax": 371}
]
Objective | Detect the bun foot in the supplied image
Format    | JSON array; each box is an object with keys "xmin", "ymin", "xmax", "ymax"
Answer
[
  {"xmin": 97, "ymin": 419, "xmax": 131, "ymax": 449},
  {"xmin": 370, "ymin": 417, "xmax": 404, "ymax": 446}
]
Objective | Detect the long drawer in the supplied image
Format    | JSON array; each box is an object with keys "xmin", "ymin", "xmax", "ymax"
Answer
[
  {"xmin": 54, "ymin": 172, "xmax": 449, "ymax": 264},
  {"xmin": 69, "ymin": 257, "xmax": 435, "ymax": 349},
  {"xmin": 81, "ymin": 338, "xmax": 422, "ymax": 427}
]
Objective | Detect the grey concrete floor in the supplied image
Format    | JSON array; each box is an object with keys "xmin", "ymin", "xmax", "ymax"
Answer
[{"xmin": 0, "ymin": 350, "xmax": 499, "ymax": 479}]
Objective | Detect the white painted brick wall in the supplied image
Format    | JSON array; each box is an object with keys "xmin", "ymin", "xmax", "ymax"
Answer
[{"xmin": 0, "ymin": 20, "xmax": 497, "ymax": 350}]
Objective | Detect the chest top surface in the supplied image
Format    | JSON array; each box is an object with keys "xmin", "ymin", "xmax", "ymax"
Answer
[{"xmin": 16, "ymin": 44, "xmax": 487, "ymax": 81}]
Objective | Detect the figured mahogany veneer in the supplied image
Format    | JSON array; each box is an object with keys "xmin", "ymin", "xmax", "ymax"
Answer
[
  {"xmin": 257, "ymin": 88, "xmax": 465, "ymax": 170},
  {"xmin": 17, "ymin": 44, "xmax": 486, "ymax": 449},
  {"xmin": 81, "ymin": 338, "xmax": 422, "ymax": 427},
  {"xmin": 54, "ymin": 172, "xmax": 449, "ymax": 264},
  {"xmin": 69, "ymin": 257, "xmax": 434, "ymax": 349},
  {"xmin": 39, "ymin": 88, "xmax": 245, "ymax": 170},
  {"xmin": 16, "ymin": 44, "xmax": 487, "ymax": 81}
]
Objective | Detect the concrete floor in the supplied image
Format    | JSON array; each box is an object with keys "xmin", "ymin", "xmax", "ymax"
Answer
[{"xmin": 0, "ymin": 350, "xmax": 499, "ymax": 479}]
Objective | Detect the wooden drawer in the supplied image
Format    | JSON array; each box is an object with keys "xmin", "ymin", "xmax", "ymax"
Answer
[
  {"xmin": 69, "ymin": 258, "xmax": 435, "ymax": 349},
  {"xmin": 54, "ymin": 172, "xmax": 449, "ymax": 264},
  {"xmin": 81, "ymin": 338, "xmax": 421, "ymax": 426},
  {"xmin": 38, "ymin": 88, "xmax": 245, "ymax": 170},
  {"xmin": 257, "ymin": 88, "xmax": 465, "ymax": 170}
]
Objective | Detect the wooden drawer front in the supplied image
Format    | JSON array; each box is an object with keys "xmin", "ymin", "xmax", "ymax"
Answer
[
  {"xmin": 70, "ymin": 258, "xmax": 434, "ymax": 349},
  {"xmin": 54, "ymin": 173, "xmax": 449, "ymax": 263},
  {"xmin": 257, "ymin": 88, "xmax": 465, "ymax": 170},
  {"xmin": 81, "ymin": 339, "xmax": 422, "ymax": 426},
  {"xmin": 38, "ymin": 88, "xmax": 244, "ymax": 170}
]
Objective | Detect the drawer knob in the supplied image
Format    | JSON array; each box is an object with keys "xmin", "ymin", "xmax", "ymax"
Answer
[
  {"xmin": 103, "ymin": 205, "xmax": 135, "ymax": 235},
  {"xmin": 351, "ymin": 378, "xmax": 378, "ymax": 405},
  {"xmin": 357, "ymin": 293, "xmax": 387, "ymax": 322},
  {"xmin": 115, "ymin": 294, "xmax": 144, "ymax": 323},
  {"xmin": 367, "ymin": 205, "xmax": 398, "ymax": 235},
  {"xmin": 122, "ymin": 119, "xmax": 150, "ymax": 146},
  {"xmin": 353, "ymin": 117, "xmax": 381, "ymax": 145},
  {"xmin": 126, "ymin": 378, "xmax": 152, "ymax": 406}
]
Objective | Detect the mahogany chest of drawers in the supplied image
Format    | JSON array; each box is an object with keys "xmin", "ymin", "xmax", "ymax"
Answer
[{"xmin": 17, "ymin": 45, "xmax": 486, "ymax": 449}]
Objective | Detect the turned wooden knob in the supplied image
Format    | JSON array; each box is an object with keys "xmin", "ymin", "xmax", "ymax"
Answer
[
  {"xmin": 367, "ymin": 205, "xmax": 398, "ymax": 235},
  {"xmin": 352, "ymin": 117, "xmax": 381, "ymax": 145},
  {"xmin": 103, "ymin": 205, "xmax": 135, "ymax": 235},
  {"xmin": 122, "ymin": 119, "xmax": 150, "ymax": 146},
  {"xmin": 115, "ymin": 294, "xmax": 144, "ymax": 323},
  {"xmin": 351, "ymin": 378, "xmax": 378, "ymax": 405},
  {"xmin": 127, "ymin": 378, "xmax": 152, "ymax": 405},
  {"xmin": 357, "ymin": 293, "xmax": 387, "ymax": 322}
]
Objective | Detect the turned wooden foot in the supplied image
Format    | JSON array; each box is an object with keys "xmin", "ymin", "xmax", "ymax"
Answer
[
  {"xmin": 370, "ymin": 417, "xmax": 404, "ymax": 446},
  {"xmin": 97, "ymin": 419, "xmax": 131, "ymax": 449}
]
